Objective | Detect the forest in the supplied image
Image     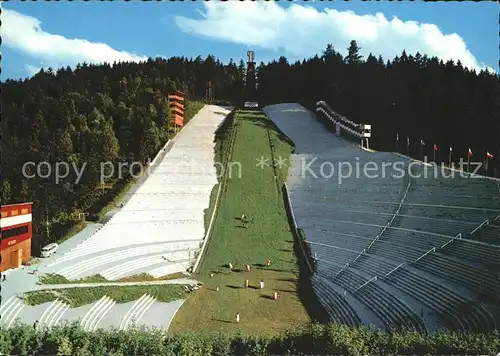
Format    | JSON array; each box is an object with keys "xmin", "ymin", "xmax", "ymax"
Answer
[
  {"xmin": 258, "ymin": 41, "xmax": 499, "ymax": 171},
  {"xmin": 1, "ymin": 41, "xmax": 499, "ymax": 249}
]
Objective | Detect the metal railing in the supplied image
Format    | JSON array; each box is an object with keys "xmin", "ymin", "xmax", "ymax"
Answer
[
  {"xmin": 414, "ymin": 247, "xmax": 436, "ymax": 263},
  {"xmin": 470, "ymin": 220, "xmax": 489, "ymax": 235},
  {"xmin": 354, "ymin": 276, "xmax": 377, "ymax": 293},
  {"xmin": 384, "ymin": 262, "xmax": 405, "ymax": 278},
  {"xmin": 317, "ymin": 101, "xmax": 360, "ymax": 128},
  {"xmin": 316, "ymin": 101, "xmax": 366, "ymax": 139},
  {"xmin": 440, "ymin": 233, "xmax": 462, "ymax": 249},
  {"xmin": 334, "ymin": 262, "xmax": 349, "ymax": 277}
]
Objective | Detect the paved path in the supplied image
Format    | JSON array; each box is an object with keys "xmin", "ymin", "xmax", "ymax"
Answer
[{"xmin": 33, "ymin": 278, "xmax": 199, "ymax": 291}]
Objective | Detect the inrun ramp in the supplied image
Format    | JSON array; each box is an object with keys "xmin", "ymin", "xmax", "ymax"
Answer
[
  {"xmin": 45, "ymin": 105, "xmax": 232, "ymax": 280},
  {"xmin": 264, "ymin": 103, "xmax": 500, "ymax": 333}
]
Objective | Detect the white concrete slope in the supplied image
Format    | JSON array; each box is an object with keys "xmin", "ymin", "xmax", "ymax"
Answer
[
  {"xmin": 0, "ymin": 296, "xmax": 25, "ymax": 328},
  {"xmin": 47, "ymin": 105, "xmax": 232, "ymax": 280}
]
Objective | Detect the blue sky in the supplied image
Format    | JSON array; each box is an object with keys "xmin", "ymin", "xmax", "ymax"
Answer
[{"xmin": 1, "ymin": 1, "xmax": 498, "ymax": 80}]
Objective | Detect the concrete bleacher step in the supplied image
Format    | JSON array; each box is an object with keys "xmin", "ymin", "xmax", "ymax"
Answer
[
  {"xmin": 0, "ymin": 296, "xmax": 25, "ymax": 328},
  {"xmin": 147, "ymin": 259, "xmax": 191, "ymax": 278},
  {"xmin": 353, "ymin": 253, "xmax": 396, "ymax": 277},
  {"xmin": 416, "ymin": 252, "xmax": 500, "ymax": 299},
  {"xmin": 57, "ymin": 243, "xmax": 198, "ymax": 279},
  {"xmin": 335, "ymin": 268, "xmax": 426, "ymax": 333},
  {"xmin": 385, "ymin": 267, "xmax": 496, "ymax": 332},
  {"xmin": 39, "ymin": 299, "xmax": 70, "ymax": 329},
  {"xmin": 99, "ymin": 250, "xmax": 193, "ymax": 280},
  {"xmin": 441, "ymin": 238, "xmax": 500, "ymax": 268},
  {"xmin": 469, "ymin": 225, "xmax": 500, "ymax": 246},
  {"xmin": 312, "ymin": 275, "xmax": 361, "ymax": 327},
  {"xmin": 80, "ymin": 296, "xmax": 116, "ymax": 331},
  {"xmin": 119, "ymin": 294, "xmax": 157, "ymax": 331}
]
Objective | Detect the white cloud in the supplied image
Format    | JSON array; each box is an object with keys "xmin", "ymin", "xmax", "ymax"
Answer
[
  {"xmin": 174, "ymin": 2, "xmax": 494, "ymax": 73},
  {"xmin": 1, "ymin": 8, "xmax": 147, "ymax": 74}
]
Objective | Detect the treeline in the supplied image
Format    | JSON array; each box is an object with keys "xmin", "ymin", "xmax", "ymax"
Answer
[
  {"xmin": 2, "ymin": 45, "xmax": 499, "ymax": 248},
  {"xmin": 257, "ymin": 42, "xmax": 500, "ymax": 175},
  {"xmin": 1, "ymin": 55, "xmax": 246, "ymax": 248},
  {"xmin": 1, "ymin": 323, "xmax": 499, "ymax": 355}
]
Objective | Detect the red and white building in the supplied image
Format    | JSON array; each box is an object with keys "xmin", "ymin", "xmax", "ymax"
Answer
[{"xmin": 0, "ymin": 202, "xmax": 33, "ymax": 272}]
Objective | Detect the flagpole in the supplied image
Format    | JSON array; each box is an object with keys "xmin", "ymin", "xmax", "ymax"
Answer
[
  {"xmin": 420, "ymin": 141, "xmax": 424, "ymax": 161},
  {"xmin": 396, "ymin": 133, "xmax": 399, "ymax": 152},
  {"xmin": 407, "ymin": 137, "xmax": 410, "ymax": 156},
  {"xmin": 433, "ymin": 145, "xmax": 436, "ymax": 162},
  {"xmin": 467, "ymin": 154, "xmax": 470, "ymax": 173},
  {"xmin": 449, "ymin": 147, "xmax": 452, "ymax": 168}
]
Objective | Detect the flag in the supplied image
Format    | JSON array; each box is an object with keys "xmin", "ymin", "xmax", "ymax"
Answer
[
  {"xmin": 433, "ymin": 144, "xmax": 438, "ymax": 151},
  {"xmin": 487, "ymin": 152, "xmax": 494, "ymax": 159},
  {"xmin": 468, "ymin": 148, "xmax": 473, "ymax": 157},
  {"xmin": 420, "ymin": 140, "xmax": 425, "ymax": 146}
]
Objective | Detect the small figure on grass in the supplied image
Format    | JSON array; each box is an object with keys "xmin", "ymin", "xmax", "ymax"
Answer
[
  {"xmin": 245, "ymin": 264, "xmax": 251, "ymax": 272},
  {"xmin": 216, "ymin": 286, "xmax": 220, "ymax": 292},
  {"xmin": 260, "ymin": 279, "xmax": 265, "ymax": 289},
  {"xmin": 266, "ymin": 259, "xmax": 271, "ymax": 267},
  {"xmin": 228, "ymin": 262, "xmax": 233, "ymax": 272},
  {"xmin": 245, "ymin": 279, "xmax": 249, "ymax": 289},
  {"xmin": 236, "ymin": 313, "xmax": 240, "ymax": 323}
]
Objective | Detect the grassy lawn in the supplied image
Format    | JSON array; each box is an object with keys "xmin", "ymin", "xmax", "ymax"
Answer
[
  {"xmin": 24, "ymin": 284, "xmax": 188, "ymax": 308},
  {"xmin": 169, "ymin": 110, "xmax": 319, "ymax": 336},
  {"xmin": 38, "ymin": 272, "xmax": 187, "ymax": 285}
]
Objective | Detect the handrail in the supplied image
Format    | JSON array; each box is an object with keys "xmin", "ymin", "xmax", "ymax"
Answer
[
  {"xmin": 316, "ymin": 107, "xmax": 363, "ymax": 138},
  {"xmin": 384, "ymin": 262, "xmax": 405, "ymax": 278},
  {"xmin": 316, "ymin": 101, "xmax": 359, "ymax": 128},
  {"xmin": 367, "ymin": 180, "xmax": 411, "ymax": 252},
  {"xmin": 366, "ymin": 235, "xmax": 379, "ymax": 251},
  {"xmin": 315, "ymin": 101, "xmax": 366, "ymax": 140},
  {"xmin": 351, "ymin": 249, "xmax": 366, "ymax": 264},
  {"xmin": 414, "ymin": 247, "xmax": 436, "ymax": 263},
  {"xmin": 354, "ymin": 276, "xmax": 377, "ymax": 293},
  {"xmin": 334, "ymin": 262, "xmax": 349, "ymax": 277},
  {"xmin": 440, "ymin": 233, "xmax": 462, "ymax": 249},
  {"xmin": 470, "ymin": 220, "xmax": 489, "ymax": 235}
]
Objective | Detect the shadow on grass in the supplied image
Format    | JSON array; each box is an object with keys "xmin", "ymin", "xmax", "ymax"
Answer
[
  {"xmin": 226, "ymin": 285, "xmax": 243, "ymax": 289},
  {"xmin": 275, "ymin": 278, "xmax": 296, "ymax": 283},
  {"xmin": 260, "ymin": 295, "xmax": 275, "ymax": 300},
  {"xmin": 212, "ymin": 318, "xmax": 234, "ymax": 324}
]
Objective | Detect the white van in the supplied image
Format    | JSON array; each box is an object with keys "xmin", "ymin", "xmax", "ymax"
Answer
[{"xmin": 41, "ymin": 243, "xmax": 59, "ymax": 258}]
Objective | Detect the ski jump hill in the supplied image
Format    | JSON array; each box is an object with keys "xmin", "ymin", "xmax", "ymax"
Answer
[
  {"xmin": 263, "ymin": 102, "xmax": 500, "ymax": 333},
  {"xmin": 0, "ymin": 105, "xmax": 232, "ymax": 331}
]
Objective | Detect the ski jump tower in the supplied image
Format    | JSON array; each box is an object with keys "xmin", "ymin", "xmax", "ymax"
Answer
[{"xmin": 244, "ymin": 50, "xmax": 258, "ymax": 108}]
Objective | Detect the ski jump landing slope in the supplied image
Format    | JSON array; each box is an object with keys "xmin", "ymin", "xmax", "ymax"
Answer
[{"xmin": 45, "ymin": 105, "xmax": 232, "ymax": 281}]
